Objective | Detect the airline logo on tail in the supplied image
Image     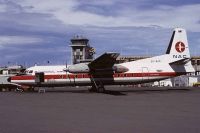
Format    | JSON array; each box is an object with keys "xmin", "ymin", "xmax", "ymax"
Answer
[{"xmin": 175, "ymin": 42, "xmax": 185, "ymax": 53}]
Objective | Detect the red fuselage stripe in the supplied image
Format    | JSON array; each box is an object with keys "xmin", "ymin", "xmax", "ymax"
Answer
[{"xmin": 11, "ymin": 72, "xmax": 185, "ymax": 81}]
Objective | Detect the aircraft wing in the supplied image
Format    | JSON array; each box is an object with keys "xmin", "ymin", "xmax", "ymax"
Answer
[{"xmin": 88, "ymin": 52, "xmax": 120, "ymax": 71}]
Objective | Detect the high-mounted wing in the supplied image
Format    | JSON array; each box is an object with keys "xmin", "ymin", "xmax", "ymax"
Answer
[
  {"xmin": 64, "ymin": 52, "xmax": 126, "ymax": 75},
  {"xmin": 88, "ymin": 52, "xmax": 120, "ymax": 88},
  {"xmin": 88, "ymin": 52, "xmax": 120, "ymax": 71}
]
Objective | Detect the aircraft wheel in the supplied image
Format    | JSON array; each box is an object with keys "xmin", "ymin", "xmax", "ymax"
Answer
[
  {"xmin": 16, "ymin": 87, "xmax": 24, "ymax": 92},
  {"xmin": 28, "ymin": 87, "xmax": 35, "ymax": 92},
  {"xmin": 88, "ymin": 87, "xmax": 97, "ymax": 92},
  {"xmin": 97, "ymin": 87, "xmax": 105, "ymax": 93}
]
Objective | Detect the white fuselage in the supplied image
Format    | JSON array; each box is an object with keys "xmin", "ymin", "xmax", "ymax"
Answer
[{"xmin": 10, "ymin": 54, "xmax": 193, "ymax": 87}]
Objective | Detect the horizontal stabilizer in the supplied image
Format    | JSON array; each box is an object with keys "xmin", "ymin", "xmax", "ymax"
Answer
[{"xmin": 169, "ymin": 58, "xmax": 190, "ymax": 65}]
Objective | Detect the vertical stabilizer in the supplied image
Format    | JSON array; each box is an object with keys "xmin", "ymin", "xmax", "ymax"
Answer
[
  {"xmin": 166, "ymin": 28, "xmax": 190, "ymax": 59},
  {"xmin": 166, "ymin": 28, "xmax": 194, "ymax": 73}
]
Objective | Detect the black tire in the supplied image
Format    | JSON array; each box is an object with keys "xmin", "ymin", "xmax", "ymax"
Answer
[
  {"xmin": 97, "ymin": 87, "xmax": 105, "ymax": 93},
  {"xmin": 16, "ymin": 87, "xmax": 24, "ymax": 92},
  {"xmin": 88, "ymin": 87, "xmax": 97, "ymax": 92},
  {"xmin": 28, "ymin": 87, "xmax": 35, "ymax": 92}
]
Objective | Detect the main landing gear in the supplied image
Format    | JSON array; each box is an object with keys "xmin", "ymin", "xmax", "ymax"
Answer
[
  {"xmin": 89, "ymin": 76, "xmax": 105, "ymax": 93},
  {"xmin": 15, "ymin": 87, "xmax": 24, "ymax": 92},
  {"xmin": 89, "ymin": 84, "xmax": 105, "ymax": 93},
  {"xmin": 15, "ymin": 86, "xmax": 35, "ymax": 92}
]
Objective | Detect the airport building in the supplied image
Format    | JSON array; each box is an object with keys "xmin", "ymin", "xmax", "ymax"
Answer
[
  {"xmin": 0, "ymin": 65, "xmax": 25, "ymax": 76},
  {"xmin": 69, "ymin": 36, "xmax": 95, "ymax": 64}
]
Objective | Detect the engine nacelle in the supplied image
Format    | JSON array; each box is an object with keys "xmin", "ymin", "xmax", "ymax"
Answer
[
  {"xmin": 91, "ymin": 65, "xmax": 129, "ymax": 73},
  {"xmin": 113, "ymin": 65, "xmax": 129, "ymax": 73},
  {"xmin": 64, "ymin": 63, "xmax": 128, "ymax": 74},
  {"xmin": 65, "ymin": 63, "xmax": 90, "ymax": 73}
]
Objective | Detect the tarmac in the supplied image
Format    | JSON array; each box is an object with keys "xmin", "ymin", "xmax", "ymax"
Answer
[{"xmin": 0, "ymin": 86, "xmax": 200, "ymax": 133}]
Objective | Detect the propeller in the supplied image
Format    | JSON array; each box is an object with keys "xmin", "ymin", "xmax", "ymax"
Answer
[
  {"xmin": 64, "ymin": 59, "xmax": 69, "ymax": 72},
  {"xmin": 64, "ymin": 59, "xmax": 73, "ymax": 85}
]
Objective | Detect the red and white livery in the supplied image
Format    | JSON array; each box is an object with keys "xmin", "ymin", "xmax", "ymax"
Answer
[{"xmin": 10, "ymin": 28, "xmax": 195, "ymax": 92}]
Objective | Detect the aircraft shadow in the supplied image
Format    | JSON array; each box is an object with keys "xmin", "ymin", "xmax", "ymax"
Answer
[
  {"xmin": 31, "ymin": 87, "xmax": 192, "ymax": 96},
  {"xmin": 46, "ymin": 89, "xmax": 127, "ymax": 96},
  {"xmin": 121, "ymin": 88, "xmax": 192, "ymax": 95},
  {"xmin": 104, "ymin": 88, "xmax": 191, "ymax": 95},
  {"xmin": 103, "ymin": 90, "xmax": 127, "ymax": 96}
]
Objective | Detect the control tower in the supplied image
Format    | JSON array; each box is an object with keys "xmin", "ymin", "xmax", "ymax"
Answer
[{"xmin": 70, "ymin": 35, "xmax": 95, "ymax": 64}]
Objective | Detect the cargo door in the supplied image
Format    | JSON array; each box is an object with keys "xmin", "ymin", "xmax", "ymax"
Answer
[{"xmin": 35, "ymin": 72, "xmax": 44, "ymax": 86}]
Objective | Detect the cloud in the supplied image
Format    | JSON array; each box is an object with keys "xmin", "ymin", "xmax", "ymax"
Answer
[
  {"xmin": 79, "ymin": 0, "xmax": 115, "ymax": 6},
  {"xmin": 0, "ymin": 36, "xmax": 43, "ymax": 45},
  {"xmin": 0, "ymin": 0, "xmax": 197, "ymax": 32},
  {"xmin": 13, "ymin": 0, "xmax": 200, "ymax": 32},
  {"xmin": 0, "ymin": 0, "xmax": 200, "ymax": 66},
  {"xmin": 16, "ymin": 0, "xmax": 77, "ymax": 13},
  {"xmin": 78, "ymin": 26, "xmax": 171, "ymax": 56},
  {"xmin": 0, "ymin": 0, "xmax": 29, "ymax": 13}
]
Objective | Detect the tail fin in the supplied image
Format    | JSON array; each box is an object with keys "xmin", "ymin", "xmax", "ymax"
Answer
[
  {"xmin": 166, "ymin": 28, "xmax": 194, "ymax": 73},
  {"xmin": 166, "ymin": 28, "xmax": 190, "ymax": 59}
]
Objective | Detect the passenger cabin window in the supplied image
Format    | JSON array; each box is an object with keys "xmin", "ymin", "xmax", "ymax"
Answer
[
  {"xmin": 0, "ymin": 70, "xmax": 3, "ymax": 74},
  {"xmin": 197, "ymin": 60, "xmax": 200, "ymax": 65},
  {"xmin": 191, "ymin": 60, "xmax": 196, "ymax": 65}
]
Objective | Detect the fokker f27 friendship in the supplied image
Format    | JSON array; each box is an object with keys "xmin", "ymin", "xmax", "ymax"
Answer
[{"xmin": 10, "ymin": 28, "xmax": 194, "ymax": 92}]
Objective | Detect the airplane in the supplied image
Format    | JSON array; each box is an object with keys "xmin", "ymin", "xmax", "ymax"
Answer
[{"xmin": 9, "ymin": 28, "xmax": 195, "ymax": 93}]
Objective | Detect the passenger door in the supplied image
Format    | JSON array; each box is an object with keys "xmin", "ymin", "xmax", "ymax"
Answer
[{"xmin": 142, "ymin": 67, "xmax": 149, "ymax": 81}]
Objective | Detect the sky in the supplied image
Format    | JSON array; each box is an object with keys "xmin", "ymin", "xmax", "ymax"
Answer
[{"xmin": 0, "ymin": 0, "xmax": 200, "ymax": 66}]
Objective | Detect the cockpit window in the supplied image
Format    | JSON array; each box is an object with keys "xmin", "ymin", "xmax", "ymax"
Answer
[{"xmin": 29, "ymin": 70, "xmax": 33, "ymax": 73}]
